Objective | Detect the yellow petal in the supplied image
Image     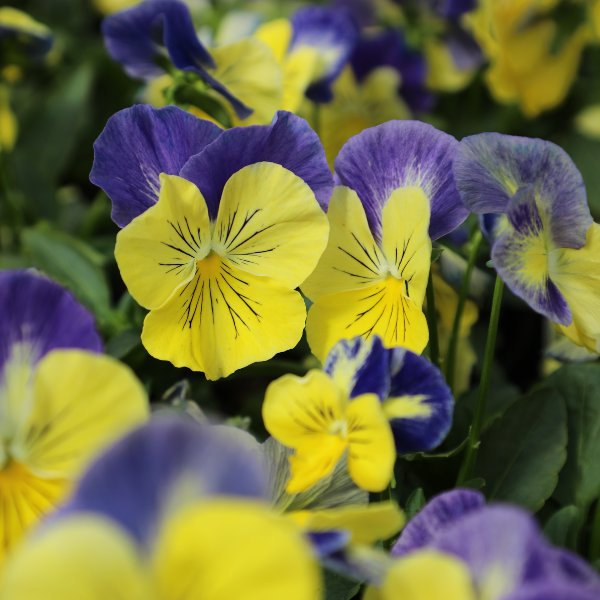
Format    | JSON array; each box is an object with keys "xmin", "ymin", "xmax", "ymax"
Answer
[
  {"xmin": 306, "ymin": 278, "xmax": 429, "ymax": 362},
  {"xmin": 263, "ymin": 369, "xmax": 346, "ymax": 448},
  {"xmin": 141, "ymin": 255, "xmax": 307, "ymax": 379},
  {"xmin": 153, "ymin": 499, "xmax": 320, "ymax": 600},
  {"xmin": 210, "ymin": 37, "xmax": 283, "ymax": 127},
  {"xmin": 0, "ymin": 515, "xmax": 149, "ymax": 600},
  {"xmin": 302, "ymin": 186, "xmax": 386, "ymax": 301},
  {"xmin": 289, "ymin": 501, "xmax": 405, "ymax": 546},
  {"xmin": 381, "ymin": 186, "xmax": 431, "ymax": 309},
  {"xmin": 424, "ymin": 39, "xmax": 476, "ymax": 93},
  {"xmin": 115, "ymin": 174, "xmax": 212, "ymax": 310},
  {"xmin": 550, "ymin": 223, "xmax": 600, "ymax": 339},
  {"xmin": 0, "ymin": 85, "xmax": 17, "ymax": 153},
  {"xmin": 346, "ymin": 394, "xmax": 396, "ymax": 492},
  {"xmin": 254, "ymin": 18, "xmax": 292, "ymax": 64},
  {"xmin": 11, "ymin": 350, "xmax": 148, "ymax": 479},
  {"xmin": 381, "ymin": 550, "xmax": 477, "ymax": 600},
  {"xmin": 213, "ymin": 162, "xmax": 329, "ymax": 290},
  {"xmin": 0, "ymin": 461, "xmax": 66, "ymax": 564},
  {"xmin": 287, "ymin": 435, "xmax": 348, "ymax": 494},
  {"xmin": 281, "ymin": 47, "xmax": 320, "ymax": 113},
  {"xmin": 432, "ymin": 270, "xmax": 479, "ymax": 337},
  {"xmin": 382, "ymin": 395, "xmax": 432, "ymax": 420}
]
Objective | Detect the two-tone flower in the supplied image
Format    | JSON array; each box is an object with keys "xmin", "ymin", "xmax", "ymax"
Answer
[
  {"xmin": 302, "ymin": 121, "xmax": 469, "ymax": 360},
  {"xmin": 262, "ymin": 335, "xmax": 453, "ymax": 493},
  {"xmin": 0, "ymin": 419, "xmax": 319, "ymax": 600},
  {"xmin": 0, "ymin": 271, "xmax": 148, "ymax": 562},
  {"xmin": 454, "ymin": 133, "xmax": 600, "ymax": 355},
  {"xmin": 91, "ymin": 105, "xmax": 331, "ymax": 379},
  {"xmin": 102, "ymin": 0, "xmax": 283, "ymax": 125},
  {"xmin": 367, "ymin": 489, "xmax": 600, "ymax": 600},
  {"xmin": 254, "ymin": 6, "xmax": 359, "ymax": 111}
]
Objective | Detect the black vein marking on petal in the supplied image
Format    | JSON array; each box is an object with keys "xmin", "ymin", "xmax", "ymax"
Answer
[
  {"xmin": 228, "ymin": 224, "xmax": 275, "ymax": 253},
  {"xmin": 168, "ymin": 219, "xmax": 199, "ymax": 255},
  {"xmin": 332, "ymin": 267, "xmax": 372, "ymax": 282},
  {"xmin": 158, "ymin": 262, "xmax": 187, "ymax": 275},
  {"xmin": 161, "ymin": 241, "xmax": 196, "ymax": 260},
  {"xmin": 208, "ymin": 279, "xmax": 215, "ymax": 324},
  {"xmin": 401, "ymin": 247, "xmax": 419, "ymax": 277},
  {"xmin": 223, "ymin": 209, "xmax": 261, "ymax": 249},
  {"xmin": 361, "ymin": 304, "xmax": 386, "ymax": 339},
  {"xmin": 221, "ymin": 264, "xmax": 250, "ymax": 286},
  {"xmin": 397, "ymin": 232, "xmax": 413, "ymax": 269},
  {"xmin": 338, "ymin": 247, "xmax": 379, "ymax": 275},
  {"xmin": 351, "ymin": 233, "xmax": 381, "ymax": 270},
  {"xmin": 215, "ymin": 278, "xmax": 248, "ymax": 338},
  {"xmin": 220, "ymin": 271, "xmax": 262, "ymax": 319},
  {"xmin": 348, "ymin": 289, "xmax": 386, "ymax": 328},
  {"xmin": 184, "ymin": 216, "xmax": 202, "ymax": 250},
  {"xmin": 190, "ymin": 280, "xmax": 205, "ymax": 328}
]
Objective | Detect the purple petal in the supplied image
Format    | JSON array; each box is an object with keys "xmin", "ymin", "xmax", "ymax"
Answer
[
  {"xmin": 323, "ymin": 336, "xmax": 391, "ymax": 402},
  {"xmin": 289, "ymin": 6, "xmax": 359, "ymax": 103},
  {"xmin": 308, "ymin": 530, "xmax": 352, "ymax": 558},
  {"xmin": 455, "ymin": 133, "xmax": 591, "ymax": 249},
  {"xmin": 179, "ymin": 110, "xmax": 333, "ymax": 220},
  {"xmin": 350, "ymin": 30, "xmax": 433, "ymax": 114},
  {"xmin": 90, "ymin": 104, "xmax": 222, "ymax": 227},
  {"xmin": 0, "ymin": 270, "xmax": 102, "ymax": 374},
  {"xmin": 60, "ymin": 418, "xmax": 267, "ymax": 546},
  {"xmin": 492, "ymin": 186, "xmax": 572, "ymax": 325},
  {"xmin": 391, "ymin": 489, "xmax": 485, "ymax": 557},
  {"xmin": 102, "ymin": 0, "xmax": 214, "ymax": 80},
  {"xmin": 334, "ymin": 121, "xmax": 467, "ymax": 242},
  {"xmin": 479, "ymin": 212, "xmax": 508, "ymax": 245},
  {"xmin": 432, "ymin": 506, "xmax": 543, "ymax": 595},
  {"xmin": 503, "ymin": 586, "xmax": 600, "ymax": 600},
  {"xmin": 444, "ymin": 26, "xmax": 483, "ymax": 71},
  {"xmin": 536, "ymin": 545, "xmax": 600, "ymax": 588},
  {"xmin": 387, "ymin": 348, "xmax": 454, "ymax": 454}
]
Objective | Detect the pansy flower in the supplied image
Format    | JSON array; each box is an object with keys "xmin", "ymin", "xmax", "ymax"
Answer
[
  {"xmin": 0, "ymin": 419, "xmax": 319, "ymax": 600},
  {"xmin": 302, "ymin": 121, "xmax": 468, "ymax": 360},
  {"xmin": 0, "ymin": 270, "xmax": 148, "ymax": 561},
  {"xmin": 253, "ymin": 6, "xmax": 359, "ymax": 113},
  {"xmin": 364, "ymin": 489, "xmax": 600, "ymax": 599},
  {"xmin": 91, "ymin": 104, "xmax": 331, "ymax": 379},
  {"xmin": 262, "ymin": 335, "xmax": 453, "ymax": 493},
  {"xmin": 454, "ymin": 133, "xmax": 600, "ymax": 355},
  {"xmin": 102, "ymin": 0, "xmax": 282, "ymax": 125}
]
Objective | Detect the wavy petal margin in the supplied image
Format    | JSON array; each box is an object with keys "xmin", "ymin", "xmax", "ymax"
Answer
[
  {"xmin": 334, "ymin": 120, "xmax": 467, "ymax": 242},
  {"xmin": 90, "ymin": 105, "xmax": 222, "ymax": 227},
  {"xmin": 180, "ymin": 110, "xmax": 333, "ymax": 220},
  {"xmin": 455, "ymin": 133, "xmax": 591, "ymax": 249}
]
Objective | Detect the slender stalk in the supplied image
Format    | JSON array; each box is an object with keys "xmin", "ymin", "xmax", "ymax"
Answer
[
  {"xmin": 456, "ymin": 275, "xmax": 504, "ymax": 486},
  {"xmin": 445, "ymin": 231, "xmax": 483, "ymax": 393},
  {"xmin": 426, "ymin": 270, "xmax": 440, "ymax": 369},
  {"xmin": 590, "ymin": 500, "xmax": 600, "ymax": 561}
]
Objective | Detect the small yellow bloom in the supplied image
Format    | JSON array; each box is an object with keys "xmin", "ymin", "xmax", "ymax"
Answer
[
  {"xmin": 263, "ymin": 369, "xmax": 396, "ymax": 493},
  {"xmin": 0, "ymin": 85, "xmax": 17, "ymax": 152}
]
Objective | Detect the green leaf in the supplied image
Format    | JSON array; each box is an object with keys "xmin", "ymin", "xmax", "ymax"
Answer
[
  {"xmin": 431, "ymin": 247, "xmax": 444, "ymax": 263},
  {"xmin": 544, "ymin": 506, "xmax": 581, "ymax": 550},
  {"xmin": 405, "ymin": 488, "xmax": 426, "ymax": 522},
  {"xmin": 462, "ymin": 478, "xmax": 485, "ymax": 491},
  {"xmin": 545, "ymin": 364, "xmax": 600, "ymax": 510},
  {"xmin": 21, "ymin": 226, "xmax": 112, "ymax": 325},
  {"xmin": 105, "ymin": 328, "xmax": 142, "ymax": 360},
  {"xmin": 322, "ymin": 569, "xmax": 360, "ymax": 600},
  {"xmin": 474, "ymin": 388, "xmax": 567, "ymax": 512}
]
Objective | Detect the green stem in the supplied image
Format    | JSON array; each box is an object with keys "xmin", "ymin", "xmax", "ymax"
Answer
[
  {"xmin": 456, "ymin": 274, "xmax": 504, "ymax": 486},
  {"xmin": 445, "ymin": 231, "xmax": 483, "ymax": 393},
  {"xmin": 590, "ymin": 500, "xmax": 600, "ymax": 561},
  {"xmin": 426, "ymin": 270, "xmax": 441, "ymax": 369}
]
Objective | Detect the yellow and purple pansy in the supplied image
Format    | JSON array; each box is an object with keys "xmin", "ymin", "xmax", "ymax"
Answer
[
  {"xmin": 454, "ymin": 133, "xmax": 600, "ymax": 355},
  {"xmin": 0, "ymin": 271, "xmax": 148, "ymax": 562},
  {"xmin": 302, "ymin": 121, "xmax": 469, "ymax": 360},
  {"xmin": 366, "ymin": 489, "xmax": 600, "ymax": 600},
  {"xmin": 102, "ymin": 0, "xmax": 282, "ymax": 123},
  {"xmin": 262, "ymin": 335, "xmax": 453, "ymax": 494},
  {"xmin": 90, "ymin": 105, "xmax": 331, "ymax": 379},
  {"xmin": 0, "ymin": 7, "xmax": 53, "ymax": 59},
  {"xmin": 0, "ymin": 419, "xmax": 319, "ymax": 600}
]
